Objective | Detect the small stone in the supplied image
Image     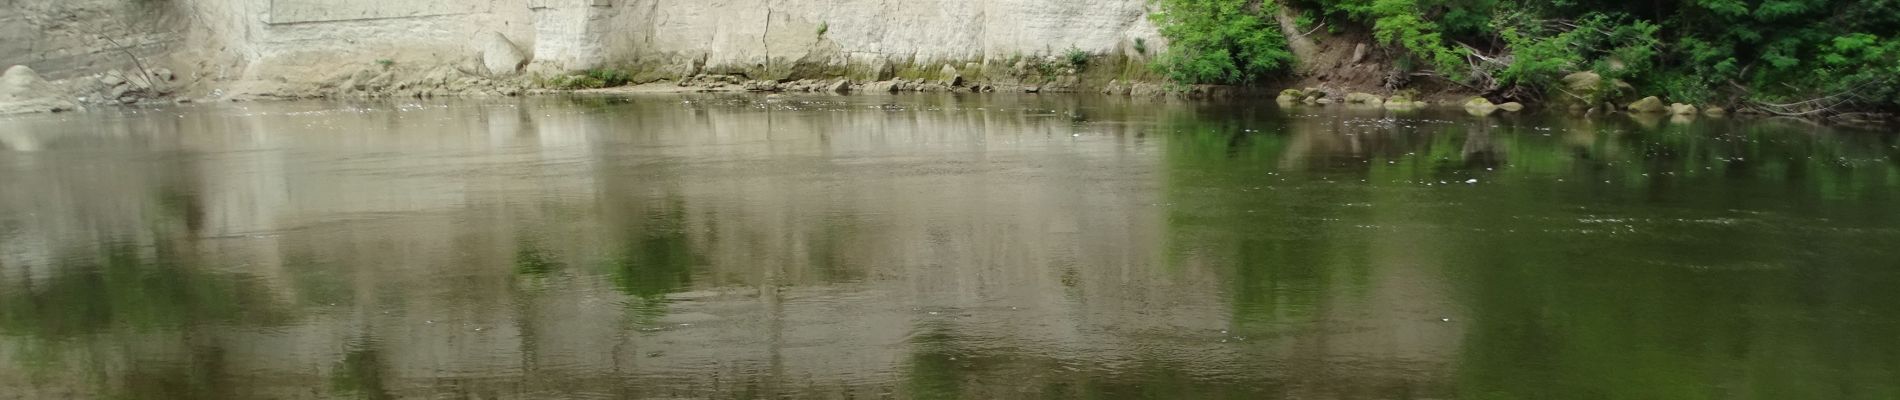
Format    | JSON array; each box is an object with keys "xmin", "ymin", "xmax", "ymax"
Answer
[
  {"xmin": 1497, "ymin": 102, "xmax": 1524, "ymax": 112},
  {"xmin": 1668, "ymin": 103, "xmax": 1698, "ymax": 115},
  {"xmin": 102, "ymin": 74, "xmax": 127, "ymax": 87}
]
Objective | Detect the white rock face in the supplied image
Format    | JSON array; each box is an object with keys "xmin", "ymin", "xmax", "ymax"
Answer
[
  {"xmin": 0, "ymin": 65, "xmax": 79, "ymax": 115},
  {"xmin": 7, "ymin": 0, "xmax": 1163, "ymax": 89},
  {"xmin": 480, "ymin": 32, "xmax": 529, "ymax": 77},
  {"xmin": 532, "ymin": 0, "xmax": 1162, "ymax": 75}
]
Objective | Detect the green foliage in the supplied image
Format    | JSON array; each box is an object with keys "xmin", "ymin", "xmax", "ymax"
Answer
[
  {"xmin": 542, "ymin": 68, "xmax": 638, "ymax": 90},
  {"xmin": 587, "ymin": 68, "xmax": 633, "ymax": 86},
  {"xmin": 1065, "ymin": 46, "xmax": 1091, "ymax": 68},
  {"xmin": 1496, "ymin": 13, "xmax": 1659, "ymax": 96},
  {"xmin": 1134, "ymin": 37, "xmax": 1149, "ymax": 55},
  {"xmin": 1145, "ymin": 0, "xmax": 1900, "ymax": 111},
  {"xmin": 817, "ymin": 21, "xmax": 828, "ymax": 36},
  {"xmin": 374, "ymin": 59, "xmax": 394, "ymax": 68},
  {"xmin": 1149, "ymin": 0, "xmax": 1297, "ymax": 84}
]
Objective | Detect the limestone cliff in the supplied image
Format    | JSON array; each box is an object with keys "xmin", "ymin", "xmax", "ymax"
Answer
[{"xmin": 1, "ymin": 0, "xmax": 1165, "ymax": 101}]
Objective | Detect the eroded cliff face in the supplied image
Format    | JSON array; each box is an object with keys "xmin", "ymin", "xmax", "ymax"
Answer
[
  {"xmin": 0, "ymin": 0, "xmax": 180, "ymax": 79},
  {"xmin": 1, "ymin": 0, "xmax": 1164, "ymax": 102},
  {"xmin": 533, "ymin": 0, "xmax": 1163, "ymax": 78}
]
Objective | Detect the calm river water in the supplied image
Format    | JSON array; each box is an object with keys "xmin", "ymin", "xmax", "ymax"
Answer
[{"xmin": 1, "ymin": 94, "xmax": 1897, "ymax": 399}]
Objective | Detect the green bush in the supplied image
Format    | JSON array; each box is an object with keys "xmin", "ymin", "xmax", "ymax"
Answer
[
  {"xmin": 1149, "ymin": 0, "xmax": 1296, "ymax": 84},
  {"xmin": 1495, "ymin": 13, "xmax": 1658, "ymax": 97},
  {"xmin": 543, "ymin": 69, "xmax": 637, "ymax": 90},
  {"xmin": 1065, "ymin": 47, "xmax": 1091, "ymax": 68},
  {"xmin": 1146, "ymin": 0, "xmax": 1900, "ymax": 111},
  {"xmin": 543, "ymin": 75, "xmax": 606, "ymax": 90}
]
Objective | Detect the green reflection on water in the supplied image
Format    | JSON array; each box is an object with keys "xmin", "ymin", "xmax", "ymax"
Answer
[
  {"xmin": 606, "ymin": 197, "xmax": 696, "ymax": 299},
  {"xmin": 0, "ymin": 97, "xmax": 1895, "ymax": 399},
  {"xmin": 0, "ymin": 243, "xmax": 285, "ymax": 337},
  {"xmin": 1161, "ymin": 106, "xmax": 1900, "ymax": 399},
  {"xmin": 330, "ymin": 337, "xmax": 393, "ymax": 400}
]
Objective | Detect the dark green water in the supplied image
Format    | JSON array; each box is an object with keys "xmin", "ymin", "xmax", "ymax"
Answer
[{"xmin": 0, "ymin": 95, "xmax": 1897, "ymax": 399}]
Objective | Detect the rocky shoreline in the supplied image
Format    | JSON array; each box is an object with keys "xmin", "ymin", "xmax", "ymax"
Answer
[
  {"xmin": 1270, "ymin": 71, "xmax": 1751, "ymax": 119},
  {"xmin": 0, "ymin": 62, "xmax": 1869, "ymax": 126},
  {"xmin": 2, "ymin": 59, "xmax": 1201, "ymax": 116}
]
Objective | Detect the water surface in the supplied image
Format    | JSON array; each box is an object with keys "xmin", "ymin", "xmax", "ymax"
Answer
[{"xmin": 2, "ymin": 95, "xmax": 1898, "ymax": 399}]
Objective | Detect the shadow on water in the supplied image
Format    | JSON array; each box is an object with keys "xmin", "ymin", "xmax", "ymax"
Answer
[{"xmin": 0, "ymin": 95, "xmax": 1895, "ymax": 398}]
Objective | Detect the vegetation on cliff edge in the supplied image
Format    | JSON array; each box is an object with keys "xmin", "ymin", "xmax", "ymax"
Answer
[{"xmin": 1150, "ymin": 0, "xmax": 1900, "ymax": 117}]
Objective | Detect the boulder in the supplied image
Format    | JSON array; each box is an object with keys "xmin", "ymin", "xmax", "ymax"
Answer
[
  {"xmin": 1129, "ymin": 83, "xmax": 1169, "ymax": 97},
  {"xmin": 1463, "ymin": 97, "xmax": 1497, "ymax": 110},
  {"xmin": 745, "ymin": 80, "xmax": 779, "ymax": 91},
  {"xmin": 150, "ymin": 68, "xmax": 175, "ymax": 82},
  {"xmin": 1463, "ymin": 97, "xmax": 1499, "ymax": 115},
  {"xmin": 1383, "ymin": 99, "xmax": 1419, "ymax": 109},
  {"xmin": 1301, "ymin": 87, "xmax": 1327, "ymax": 102},
  {"xmin": 1704, "ymin": 106, "xmax": 1727, "ymax": 116},
  {"xmin": 826, "ymin": 80, "xmax": 850, "ymax": 93},
  {"xmin": 1277, "ymin": 88, "xmax": 1303, "ymax": 103},
  {"xmin": 863, "ymin": 81, "xmax": 898, "ymax": 93},
  {"xmin": 3, "ymin": 66, "xmax": 54, "ymax": 95},
  {"xmin": 1669, "ymin": 103, "xmax": 1698, "ymax": 115},
  {"xmin": 1562, "ymin": 71, "xmax": 1602, "ymax": 92},
  {"xmin": 869, "ymin": 59, "xmax": 895, "ymax": 81},
  {"xmin": 1382, "ymin": 94, "xmax": 1421, "ymax": 109},
  {"xmin": 101, "ymin": 73, "xmax": 127, "ymax": 87},
  {"xmin": 1344, "ymin": 92, "xmax": 1382, "ymax": 104},
  {"xmin": 1497, "ymin": 102, "xmax": 1525, "ymax": 112},
  {"xmin": 478, "ymin": 32, "xmax": 528, "ymax": 77},
  {"xmin": 1316, "ymin": 98, "xmax": 1334, "ymax": 105},
  {"xmin": 1558, "ymin": 71, "xmax": 1603, "ymax": 107},
  {"xmin": 108, "ymin": 84, "xmax": 133, "ymax": 100},
  {"xmin": 0, "ymin": 65, "xmax": 79, "ymax": 114},
  {"xmin": 938, "ymin": 65, "xmax": 962, "ymax": 86},
  {"xmin": 1627, "ymin": 96, "xmax": 1666, "ymax": 113}
]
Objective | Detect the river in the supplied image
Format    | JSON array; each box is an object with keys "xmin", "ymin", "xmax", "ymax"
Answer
[{"xmin": 1, "ymin": 94, "xmax": 1897, "ymax": 399}]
